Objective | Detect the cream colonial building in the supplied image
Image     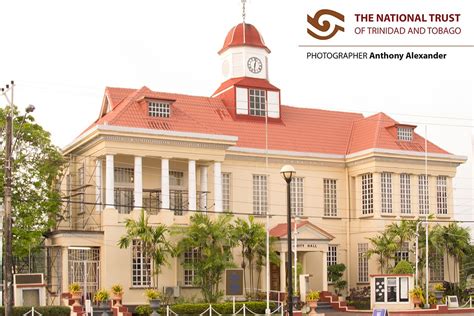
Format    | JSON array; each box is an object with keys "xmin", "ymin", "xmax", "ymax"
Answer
[{"xmin": 44, "ymin": 22, "xmax": 465, "ymax": 305}]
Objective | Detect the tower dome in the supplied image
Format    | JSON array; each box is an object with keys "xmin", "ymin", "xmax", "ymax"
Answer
[{"xmin": 218, "ymin": 23, "xmax": 270, "ymax": 54}]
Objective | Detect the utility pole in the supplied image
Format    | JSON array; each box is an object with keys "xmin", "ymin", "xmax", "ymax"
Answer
[{"xmin": 2, "ymin": 81, "xmax": 14, "ymax": 315}]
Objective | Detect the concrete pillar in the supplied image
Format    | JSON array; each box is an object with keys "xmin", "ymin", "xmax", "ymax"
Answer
[
  {"xmin": 188, "ymin": 160, "xmax": 196, "ymax": 210},
  {"xmin": 322, "ymin": 250, "xmax": 328, "ymax": 291},
  {"xmin": 214, "ymin": 162, "xmax": 223, "ymax": 212},
  {"xmin": 200, "ymin": 166, "xmax": 208, "ymax": 211},
  {"xmin": 95, "ymin": 159, "xmax": 102, "ymax": 211},
  {"xmin": 161, "ymin": 158, "xmax": 170, "ymax": 209},
  {"xmin": 280, "ymin": 251, "xmax": 286, "ymax": 292},
  {"xmin": 134, "ymin": 156, "xmax": 143, "ymax": 209},
  {"xmin": 105, "ymin": 154, "xmax": 114, "ymax": 207}
]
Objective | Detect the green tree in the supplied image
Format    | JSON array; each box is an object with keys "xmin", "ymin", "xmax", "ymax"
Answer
[
  {"xmin": 367, "ymin": 232, "xmax": 398, "ymax": 273},
  {"xmin": 0, "ymin": 106, "xmax": 64, "ymax": 264},
  {"xmin": 387, "ymin": 219, "xmax": 416, "ymax": 251},
  {"xmin": 118, "ymin": 209, "xmax": 174, "ymax": 288},
  {"xmin": 327, "ymin": 263, "xmax": 347, "ymax": 295},
  {"xmin": 177, "ymin": 213, "xmax": 236, "ymax": 302}
]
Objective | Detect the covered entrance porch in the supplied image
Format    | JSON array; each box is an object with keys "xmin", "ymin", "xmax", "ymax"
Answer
[{"xmin": 269, "ymin": 220, "xmax": 335, "ymax": 294}]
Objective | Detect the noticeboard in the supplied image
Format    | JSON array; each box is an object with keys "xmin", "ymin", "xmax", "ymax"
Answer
[{"xmin": 225, "ymin": 269, "xmax": 244, "ymax": 296}]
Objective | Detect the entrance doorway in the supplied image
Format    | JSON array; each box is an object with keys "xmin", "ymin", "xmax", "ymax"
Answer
[{"xmin": 68, "ymin": 247, "xmax": 100, "ymax": 301}]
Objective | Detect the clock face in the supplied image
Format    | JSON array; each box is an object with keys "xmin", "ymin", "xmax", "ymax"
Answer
[{"xmin": 247, "ymin": 57, "xmax": 263, "ymax": 74}]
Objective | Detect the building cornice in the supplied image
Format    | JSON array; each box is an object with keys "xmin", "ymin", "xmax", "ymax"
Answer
[{"xmin": 346, "ymin": 148, "xmax": 467, "ymax": 163}]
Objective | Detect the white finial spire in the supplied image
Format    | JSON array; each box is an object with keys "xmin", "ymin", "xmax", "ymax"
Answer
[{"xmin": 241, "ymin": 0, "xmax": 246, "ymax": 23}]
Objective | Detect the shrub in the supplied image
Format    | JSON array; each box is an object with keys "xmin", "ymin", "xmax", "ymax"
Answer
[
  {"xmin": 306, "ymin": 290, "xmax": 320, "ymax": 301},
  {"xmin": 0, "ymin": 306, "xmax": 70, "ymax": 316},
  {"xmin": 135, "ymin": 305, "xmax": 152, "ymax": 316},
  {"xmin": 94, "ymin": 288, "xmax": 110, "ymax": 302},
  {"xmin": 392, "ymin": 260, "xmax": 414, "ymax": 274},
  {"xmin": 144, "ymin": 289, "xmax": 162, "ymax": 301},
  {"xmin": 111, "ymin": 284, "xmax": 124, "ymax": 295},
  {"xmin": 68, "ymin": 282, "xmax": 81, "ymax": 294}
]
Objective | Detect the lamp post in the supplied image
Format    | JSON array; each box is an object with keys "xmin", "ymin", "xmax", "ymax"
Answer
[
  {"xmin": 2, "ymin": 81, "xmax": 35, "ymax": 315},
  {"xmin": 280, "ymin": 165, "xmax": 295, "ymax": 316}
]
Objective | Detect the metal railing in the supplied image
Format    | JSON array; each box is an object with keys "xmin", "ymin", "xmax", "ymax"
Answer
[
  {"xmin": 115, "ymin": 188, "xmax": 209, "ymax": 215},
  {"xmin": 165, "ymin": 302, "xmax": 284, "ymax": 316}
]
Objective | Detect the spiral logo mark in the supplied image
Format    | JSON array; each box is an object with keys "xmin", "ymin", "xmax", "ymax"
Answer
[{"xmin": 307, "ymin": 9, "xmax": 345, "ymax": 40}]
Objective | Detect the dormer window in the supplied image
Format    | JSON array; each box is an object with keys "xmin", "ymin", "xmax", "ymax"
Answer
[
  {"xmin": 249, "ymin": 89, "xmax": 266, "ymax": 116},
  {"xmin": 397, "ymin": 127, "xmax": 413, "ymax": 141},
  {"xmin": 148, "ymin": 101, "xmax": 170, "ymax": 118}
]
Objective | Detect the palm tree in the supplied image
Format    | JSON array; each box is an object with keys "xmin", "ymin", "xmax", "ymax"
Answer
[
  {"xmin": 117, "ymin": 209, "xmax": 174, "ymax": 288},
  {"xmin": 177, "ymin": 213, "xmax": 236, "ymax": 302},
  {"xmin": 387, "ymin": 219, "xmax": 416, "ymax": 251},
  {"xmin": 367, "ymin": 232, "xmax": 398, "ymax": 273},
  {"xmin": 233, "ymin": 216, "xmax": 268, "ymax": 297}
]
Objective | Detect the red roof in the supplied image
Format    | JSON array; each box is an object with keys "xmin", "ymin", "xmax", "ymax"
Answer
[
  {"xmin": 270, "ymin": 221, "xmax": 335, "ymax": 239},
  {"xmin": 219, "ymin": 23, "xmax": 270, "ymax": 54},
  {"xmin": 81, "ymin": 86, "xmax": 450, "ymax": 156},
  {"xmin": 213, "ymin": 77, "xmax": 279, "ymax": 96}
]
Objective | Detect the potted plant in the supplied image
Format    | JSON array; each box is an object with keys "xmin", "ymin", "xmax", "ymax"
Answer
[
  {"xmin": 111, "ymin": 284, "xmax": 124, "ymax": 307},
  {"xmin": 306, "ymin": 290, "xmax": 320, "ymax": 316},
  {"xmin": 145, "ymin": 289, "xmax": 162, "ymax": 316},
  {"xmin": 94, "ymin": 288, "xmax": 110, "ymax": 310},
  {"xmin": 68, "ymin": 282, "xmax": 82, "ymax": 307},
  {"xmin": 409, "ymin": 287, "xmax": 425, "ymax": 309},
  {"xmin": 328, "ymin": 263, "xmax": 347, "ymax": 301},
  {"xmin": 433, "ymin": 283, "xmax": 445, "ymax": 304}
]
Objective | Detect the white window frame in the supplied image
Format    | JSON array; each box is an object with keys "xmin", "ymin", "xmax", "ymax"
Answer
[
  {"xmin": 361, "ymin": 173, "xmax": 373, "ymax": 215},
  {"xmin": 253, "ymin": 174, "xmax": 268, "ymax": 215},
  {"xmin": 132, "ymin": 240, "xmax": 151, "ymax": 287},
  {"xmin": 222, "ymin": 172, "xmax": 231, "ymax": 212},
  {"xmin": 395, "ymin": 242, "xmax": 410, "ymax": 264},
  {"xmin": 358, "ymin": 243, "xmax": 369, "ymax": 283},
  {"xmin": 323, "ymin": 179, "xmax": 337, "ymax": 217},
  {"xmin": 400, "ymin": 174, "xmax": 411, "ymax": 214},
  {"xmin": 418, "ymin": 175, "xmax": 429, "ymax": 215},
  {"xmin": 381, "ymin": 172, "xmax": 392, "ymax": 214},
  {"xmin": 397, "ymin": 127, "xmax": 413, "ymax": 141},
  {"xmin": 148, "ymin": 101, "xmax": 170, "ymax": 118},
  {"xmin": 114, "ymin": 167, "xmax": 134, "ymax": 213},
  {"xmin": 429, "ymin": 249, "xmax": 444, "ymax": 282},
  {"xmin": 183, "ymin": 247, "xmax": 200, "ymax": 286},
  {"xmin": 436, "ymin": 176, "xmax": 448, "ymax": 215},
  {"xmin": 170, "ymin": 171, "xmax": 184, "ymax": 187},
  {"xmin": 291, "ymin": 177, "xmax": 304, "ymax": 217},
  {"xmin": 249, "ymin": 89, "xmax": 266, "ymax": 117},
  {"xmin": 327, "ymin": 245, "xmax": 338, "ymax": 283}
]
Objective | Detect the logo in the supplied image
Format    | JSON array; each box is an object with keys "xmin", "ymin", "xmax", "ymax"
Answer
[{"xmin": 307, "ymin": 9, "xmax": 345, "ymax": 40}]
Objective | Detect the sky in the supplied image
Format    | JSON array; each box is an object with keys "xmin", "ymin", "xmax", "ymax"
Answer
[{"xmin": 0, "ymin": 0, "xmax": 472, "ymax": 233}]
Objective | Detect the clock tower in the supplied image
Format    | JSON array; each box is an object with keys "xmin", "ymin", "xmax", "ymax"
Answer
[{"xmin": 218, "ymin": 23, "xmax": 271, "ymax": 81}]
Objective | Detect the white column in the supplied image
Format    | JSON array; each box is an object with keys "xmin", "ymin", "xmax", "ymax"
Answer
[
  {"xmin": 161, "ymin": 158, "xmax": 170, "ymax": 210},
  {"xmin": 200, "ymin": 166, "xmax": 208, "ymax": 211},
  {"xmin": 105, "ymin": 154, "xmax": 114, "ymax": 208},
  {"xmin": 322, "ymin": 250, "xmax": 328, "ymax": 291},
  {"xmin": 280, "ymin": 251, "xmax": 286, "ymax": 292},
  {"xmin": 188, "ymin": 160, "xmax": 196, "ymax": 210},
  {"xmin": 95, "ymin": 159, "xmax": 102, "ymax": 211},
  {"xmin": 214, "ymin": 162, "xmax": 223, "ymax": 212},
  {"xmin": 134, "ymin": 156, "xmax": 143, "ymax": 209}
]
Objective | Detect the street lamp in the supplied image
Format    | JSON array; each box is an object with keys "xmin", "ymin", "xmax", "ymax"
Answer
[{"xmin": 280, "ymin": 165, "xmax": 295, "ymax": 316}]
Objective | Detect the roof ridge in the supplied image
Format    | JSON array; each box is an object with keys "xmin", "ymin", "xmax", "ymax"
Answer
[
  {"xmin": 345, "ymin": 121, "xmax": 355, "ymax": 155},
  {"xmin": 107, "ymin": 86, "xmax": 150, "ymax": 125},
  {"xmin": 373, "ymin": 113, "xmax": 383, "ymax": 148}
]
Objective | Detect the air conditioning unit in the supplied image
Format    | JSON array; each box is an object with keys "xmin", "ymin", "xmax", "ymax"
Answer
[{"xmin": 164, "ymin": 286, "xmax": 180, "ymax": 298}]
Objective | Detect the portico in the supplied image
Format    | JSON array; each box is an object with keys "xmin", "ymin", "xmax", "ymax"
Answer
[{"xmin": 270, "ymin": 221, "xmax": 335, "ymax": 293}]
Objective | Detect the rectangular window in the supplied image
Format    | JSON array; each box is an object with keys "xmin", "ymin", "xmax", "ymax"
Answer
[
  {"xmin": 397, "ymin": 127, "xmax": 413, "ymax": 141},
  {"xmin": 395, "ymin": 242, "xmax": 410, "ymax": 265},
  {"xmin": 253, "ymin": 175, "xmax": 268, "ymax": 215},
  {"xmin": 114, "ymin": 167, "xmax": 134, "ymax": 184},
  {"xmin": 361, "ymin": 174, "xmax": 373, "ymax": 215},
  {"xmin": 148, "ymin": 101, "xmax": 170, "ymax": 118},
  {"xmin": 291, "ymin": 177, "xmax": 304, "ymax": 216},
  {"xmin": 400, "ymin": 174, "xmax": 411, "ymax": 214},
  {"xmin": 132, "ymin": 240, "xmax": 151, "ymax": 287},
  {"xmin": 324, "ymin": 179, "xmax": 337, "ymax": 217},
  {"xmin": 430, "ymin": 250, "xmax": 444, "ymax": 281},
  {"xmin": 183, "ymin": 247, "xmax": 200, "ymax": 286},
  {"xmin": 358, "ymin": 243, "xmax": 369, "ymax": 283},
  {"xmin": 327, "ymin": 245, "xmax": 337, "ymax": 283},
  {"xmin": 418, "ymin": 175, "xmax": 429, "ymax": 215},
  {"xmin": 249, "ymin": 89, "xmax": 266, "ymax": 116},
  {"xmin": 170, "ymin": 171, "xmax": 184, "ymax": 187},
  {"xmin": 222, "ymin": 172, "xmax": 231, "ymax": 212},
  {"xmin": 381, "ymin": 172, "xmax": 392, "ymax": 214},
  {"xmin": 436, "ymin": 176, "xmax": 448, "ymax": 215}
]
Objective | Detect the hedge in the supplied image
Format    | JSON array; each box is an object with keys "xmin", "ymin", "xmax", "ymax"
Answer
[
  {"xmin": 135, "ymin": 301, "xmax": 277, "ymax": 316},
  {"xmin": 0, "ymin": 306, "xmax": 70, "ymax": 316}
]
